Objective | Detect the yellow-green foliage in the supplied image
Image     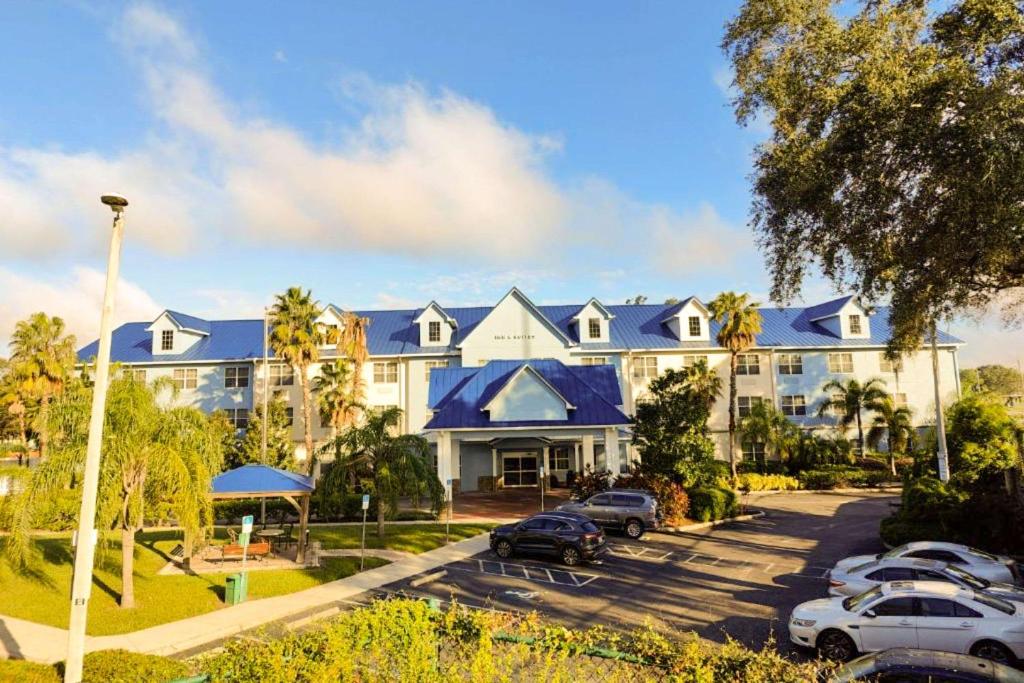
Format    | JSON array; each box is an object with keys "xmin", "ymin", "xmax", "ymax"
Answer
[
  {"xmin": 735, "ymin": 473, "xmax": 800, "ymax": 492},
  {"xmin": 0, "ymin": 659, "xmax": 60, "ymax": 683}
]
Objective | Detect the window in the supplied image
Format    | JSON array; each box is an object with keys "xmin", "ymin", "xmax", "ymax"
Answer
[
  {"xmin": 161, "ymin": 329, "xmax": 174, "ymax": 351},
  {"xmin": 918, "ymin": 598, "xmax": 958, "ymax": 618},
  {"xmin": 224, "ymin": 408, "xmax": 249, "ymax": 431},
  {"xmin": 373, "ymin": 361, "xmax": 399, "ymax": 384},
  {"xmin": 550, "ymin": 447, "xmax": 570, "ymax": 470},
  {"xmin": 866, "ymin": 567, "xmax": 915, "ymax": 582},
  {"xmin": 172, "ymin": 368, "xmax": 197, "ymax": 390},
  {"xmin": 283, "ymin": 407, "xmax": 294, "ymax": 427},
  {"xmin": 427, "ymin": 321, "xmax": 442, "ymax": 343},
  {"xmin": 122, "ymin": 368, "xmax": 146, "ymax": 382},
  {"xmin": 611, "ymin": 494, "xmax": 645, "ymax": 507},
  {"xmin": 907, "ymin": 550, "xmax": 965, "ymax": 564},
  {"xmin": 742, "ymin": 439, "xmax": 766, "ymax": 463},
  {"xmin": 781, "ymin": 395, "xmax": 806, "ymax": 416},
  {"xmin": 589, "ymin": 494, "xmax": 611, "ymax": 506},
  {"xmin": 688, "ymin": 316, "xmax": 701, "ymax": 337},
  {"xmin": 587, "ymin": 318, "xmax": 601, "ymax": 339},
  {"xmin": 848, "ymin": 314, "xmax": 863, "ymax": 334},
  {"xmin": 894, "ymin": 393, "xmax": 908, "ymax": 408},
  {"xmin": 581, "ymin": 356, "xmax": 608, "ymax": 366},
  {"xmin": 682, "ymin": 355, "xmax": 708, "ymax": 368},
  {"xmin": 777, "ymin": 353, "xmax": 803, "ymax": 375},
  {"xmin": 829, "ymin": 393, "xmax": 846, "ymax": 417},
  {"xmin": 879, "ymin": 353, "xmax": 904, "ymax": 373},
  {"xmin": 828, "ymin": 352, "xmax": 854, "ymax": 373},
  {"xmin": 322, "ymin": 323, "xmax": 339, "ymax": 342},
  {"xmin": 633, "ymin": 356, "xmax": 658, "ymax": 379},
  {"xmin": 269, "ymin": 364, "xmax": 294, "ymax": 386},
  {"xmin": 736, "ymin": 354, "xmax": 760, "ymax": 375},
  {"xmin": 425, "ymin": 359, "xmax": 449, "ymax": 381},
  {"xmin": 225, "ymin": 366, "xmax": 250, "ymax": 389},
  {"xmin": 871, "ymin": 597, "xmax": 916, "ymax": 617},
  {"xmin": 737, "ymin": 396, "xmax": 769, "ymax": 417}
]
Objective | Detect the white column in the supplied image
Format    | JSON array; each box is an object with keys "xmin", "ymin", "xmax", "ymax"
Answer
[
  {"xmin": 542, "ymin": 446, "xmax": 550, "ymax": 489},
  {"xmin": 451, "ymin": 438, "xmax": 461, "ymax": 493},
  {"xmin": 437, "ymin": 431, "xmax": 453, "ymax": 489},
  {"xmin": 574, "ymin": 442, "xmax": 581, "ymax": 471},
  {"xmin": 604, "ymin": 427, "xmax": 620, "ymax": 477},
  {"xmin": 491, "ymin": 447, "xmax": 499, "ymax": 491},
  {"xmin": 582, "ymin": 435, "xmax": 595, "ymax": 471}
]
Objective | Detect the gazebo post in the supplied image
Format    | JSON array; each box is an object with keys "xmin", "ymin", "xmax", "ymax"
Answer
[{"xmin": 296, "ymin": 494, "xmax": 310, "ymax": 563}]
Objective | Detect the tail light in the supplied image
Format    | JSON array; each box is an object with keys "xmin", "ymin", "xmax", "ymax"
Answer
[
  {"xmin": 829, "ymin": 579, "xmax": 846, "ymax": 588},
  {"xmin": 583, "ymin": 532, "xmax": 601, "ymax": 544}
]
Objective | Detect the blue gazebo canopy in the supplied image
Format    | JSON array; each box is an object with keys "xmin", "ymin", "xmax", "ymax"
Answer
[{"xmin": 211, "ymin": 464, "xmax": 314, "ymax": 498}]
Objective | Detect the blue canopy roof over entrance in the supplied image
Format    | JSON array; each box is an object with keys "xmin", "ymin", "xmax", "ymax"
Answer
[{"xmin": 211, "ymin": 464, "xmax": 314, "ymax": 497}]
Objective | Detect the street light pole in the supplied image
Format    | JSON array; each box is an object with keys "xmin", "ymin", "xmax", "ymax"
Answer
[
  {"xmin": 64, "ymin": 194, "xmax": 128, "ymax": 683},
  {"xmin": 260, "ymin": 307, "xmax": 269, "ymax": 526},
  {"xmin": 931, "ymin": 319, "xmax": 950, "ymax": 483}
]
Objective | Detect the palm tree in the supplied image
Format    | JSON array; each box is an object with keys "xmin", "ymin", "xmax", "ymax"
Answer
[
  {"xmin": 9, "ymin": 313, "xmax": 77, "ymax": 462},
  {"xmin": 3, "ymin": 377, "xmax": 223, "ymax": 607},
  {"xmin": 817, "ymin": 377, "xmax": 889, "ymax": 456},
  {"xmin": 739, "ymin": 401, "xmax": 799, "ymax": 470},
  {"xmin": 314, "ymin": 359, "xmax": 361, "ymax": 439},
  {"xmin": 269, "ymin": 288, "xmax": 324, "ymax": 475},
  {"xmin": 337, "ymin": 311, "xmax": 371, "ymax": 424},
  {"xmin": 708, "ymin": 292, "xmax": 763, "ymax": 478},
  {"xmin": 682, "ymin": 359, "xmax": 722, "ymax": 411},
  {"xmin": 320, "ymin": 407, "xmax": 443, "ymax": 537},
  {"xmin": 867, "ymin": 395, "xmax": 914, "ymax": 477}
]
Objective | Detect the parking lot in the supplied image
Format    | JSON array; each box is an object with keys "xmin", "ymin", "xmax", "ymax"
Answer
[{"xmin": 384, "ymin": 490, "xmax": 897, "ymax": 654}]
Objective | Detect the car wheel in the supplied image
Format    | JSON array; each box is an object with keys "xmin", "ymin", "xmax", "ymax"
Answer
[
  {"xmin": 624, "ymin": 519, "xmax": 644, "ymax": 539},
  {"xmin": 561, "ymin": 545, "xmax": 582, "ymax": 566},
  {"xmin": 816, "ymin": 629, "xmax": 856, "ymax": 662},
  {"xmin": 971, "ymin": 640, "xmax": 1016, "ymax": 665},
  {"xmin": 494, "ymin": 539, "xmax": 514, "ymax": 559}
]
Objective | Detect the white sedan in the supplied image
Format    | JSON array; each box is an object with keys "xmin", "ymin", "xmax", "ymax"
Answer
[
  {"xmin": 789, "ymin": 580, "xmax": 1024, "ymax": 665},
  {"xmin": 834, "ymin": 541, "xmax": 1020, "ymax": 585},
  {"xmin": 828, "ymin": 557, "xmax": 1024, "ymax": 604}
]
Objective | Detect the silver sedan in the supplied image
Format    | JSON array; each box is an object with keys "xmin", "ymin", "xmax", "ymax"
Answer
[
  {"xmin": 828, "ymin": 557, "xmax": 1024, "ymax": 605},
  {"xmin": 833, "ymin": 541, "xmax": 1020, "ymax": 586}
]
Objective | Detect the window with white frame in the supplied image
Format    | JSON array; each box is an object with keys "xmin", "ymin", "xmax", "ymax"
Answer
[
  {"xmin": 269, "ymin": 364, "xmax": 294, "ymax": 386},
  {"xmin": 122, "ymin": 368, "xmax": 146, "ymax": 382},
  {"xmin": 425, "ymin": 359, "xmax": 449, "ymax": 381},
  {"xmin": 161, "ymin": 329, "xmax": 174, "ymax": 351},
  {"xmin": 225, "ymin": 366, "xmax": 250, "ymax": 389},
  {"xmin": 828, "ymin": 352, "xmax": 854, "ymax": 373},
  {"xmin": 737, "ymin": 354, "xmax": 760, "ymax": 375},
  {"xmin": 688, "ymin": 316, "xmax": 701, "ymax": 336},
  {"xmin": 551, "ymin": 447, "xmax": 571, "ymax": 470},
  {"xmin": 737, "ymin": 395, "xmax": 769, "ymax": 417},
  {"xmin": 587, "ymin": 318, "xmax": 601, "ymax": 339},
  {"xmin": 777, "ymin": 353, "xmax": 803, "ymax": 375},
  {"xmin": 581, "ymin": 356, "xmax": 608, "ymax": 366},
  {"xmin": 880, "ymin": 353, "xmax": 904, "ymax": 373},
  {"xmin": 373, "ymin": 361, "xmax": 399, "ymax": 384},
  {"xmin": 172, "ymin": 368, "xmax": 198, "ymax": 390},
  {"xmin": 682, "ymin": 355, "xmax": 708, "ymax": 368},
  {"xmin": 225, "ymin": 408, "xmax": 249, "ymax": 430},
  {"xmin": 428, "ymin": 321, "xmax": 442, "ymax": 344},
  {"xmin": 781, "ymin": 395, "xmax": 807, "ymax": 416},
  {"xmin": 742, "ymin": 438, "xmax": 766, "ymax": 463},
  {"xmin": 894, "ymin": 392, "xmax": 908, "ymax": 408},
  {"xmin": 283, "ymin": 406, "xmax": 294, "ymax": 426},
  {"xmin": 322, "ymin": 323, "xmax": 339, "ymax": 342},
  {"xmin": 829, "ymin": 393, "xmax": 847, "ymax": 416},
  {"xmin": 848, "ymin": 314, "xmax": 863, "ymax": 334},
  {"xmin": 633, "ymin": 356, "xmax": 658, "ymax": 379}
]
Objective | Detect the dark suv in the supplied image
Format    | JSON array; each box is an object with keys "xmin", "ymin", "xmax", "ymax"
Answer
[
  {"xmin": 555, "ymin": 489, "xmax": 659, "ymax": 539},
  {"xmin": 489, "ymin": 512, "xmax": 606, "ymax": 566}
]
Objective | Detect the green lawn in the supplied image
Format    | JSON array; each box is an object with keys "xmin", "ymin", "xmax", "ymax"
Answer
[
  {"xmin": 0, "ymin": 530, "xmax": 387, "ymax": 636},
  {"xmin": 308, "ymin": 522, "xmax": 494, "ymax": 553}
]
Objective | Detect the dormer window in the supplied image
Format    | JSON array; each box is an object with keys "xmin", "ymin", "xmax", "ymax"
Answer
[
  {"xmin": 428, "ymin": 321, "xmax": 442, "ymax": 343},
  {"xmin": 587, "ymin": 318, "xmax": 601, "ymax": 339},
  {"xmin": 161, "ymin": 330, "xmax": 174, "ymax": 351},
  {"xmin": 848, "ymin": 315, "xmax": 862, "ymax": 335},
  {"xmin": 688, "ymin": 316, "xmax": 701, "ymax": 337}
]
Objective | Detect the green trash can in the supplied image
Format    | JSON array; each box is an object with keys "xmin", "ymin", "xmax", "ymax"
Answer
[{"xmin": 225, "ymin": 573, "xmax": 242, "ymax": 605}]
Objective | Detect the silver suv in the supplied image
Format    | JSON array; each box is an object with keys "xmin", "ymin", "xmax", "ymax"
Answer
[{"xmin": 555, "ymin": 489, "xmax": 660, "ymax": 539}]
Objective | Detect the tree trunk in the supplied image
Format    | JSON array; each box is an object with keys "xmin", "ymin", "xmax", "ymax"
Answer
[
  {"xmin": 299, "ymin": 366, "xmax": 315, "ymax": 476},
  {"xmin": 855, "ymin": 409, "xmax": 864, "ymax": 457},
  {"xmin": 120, "ymin": 526, "xmax": 135, "ymax": 609},
  {"xmin": 376, "ymin": 499, "xmax": 385, "ymax": 539},
  {"xmin": 37, "ymin": 392, "xmax": 50, "ymax": 461},
  {"xmin": 889, "ymin": 449, "xmax": 897, "ymax": 478},
  {"xmin": 728, "ymin": 353, "xmax": 738, "ymax": 478}
]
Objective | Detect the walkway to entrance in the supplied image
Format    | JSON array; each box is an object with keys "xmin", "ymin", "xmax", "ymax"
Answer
[{"xmin": 452, "ymin": 488, "xmax": 572, "ymax": 521}]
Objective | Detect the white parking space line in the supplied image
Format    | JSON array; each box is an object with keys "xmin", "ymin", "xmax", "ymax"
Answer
[
  {"xmin": 445, "ymin": 560, "xmax": 600, "ymax": 589},
  {"xmin": 607, "ymin": 544, "xmax": 674, "ymax": 562}
]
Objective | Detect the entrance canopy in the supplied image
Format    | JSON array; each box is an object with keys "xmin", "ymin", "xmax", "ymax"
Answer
[{"xmin": 211, "ymin": 464, "xmax": 314, "ymax": 499}]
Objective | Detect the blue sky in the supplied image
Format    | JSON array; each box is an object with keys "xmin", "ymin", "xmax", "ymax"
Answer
[{"xmin": 0, "ymin": 2, "xmax": 1015, "ymax": 365}]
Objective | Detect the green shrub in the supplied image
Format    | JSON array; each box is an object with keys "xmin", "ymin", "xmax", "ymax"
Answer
[
  {"xmin": 688, "ymin": 487, "xmax": 739, "ymax": 522},
  {"xmin": 213, "ymin": 498, "xmax": 294, "ymax": 524},
  {"xmin": 570, "ymin": 465, "xmax": 612, "ymax": 501},
  {"xmin": 797, "ymin": 467, "xmax": 896, "ymax": 490},
  {"xmin": 78, "ymin": 649, "xmax": 190, "ymax": 683},
  {"xmin": 736, "ymin": 473, "xmax": 799, "ymax": 492},
  {"xmin": 613, "ymin": 472, "xmax": 690, "ymax": 525},
  {"xmin": 0, "ymin": 658, "xmax": 60, "ymax": 683},
  {"xmin": 30, "ymin": 488, "xmax": 81, "ymax": 531}
]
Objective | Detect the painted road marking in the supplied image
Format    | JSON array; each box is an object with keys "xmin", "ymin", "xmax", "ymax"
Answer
[
  {"xmin": 608, "ymin": 544, "xmax": 674, "ymax": 562},
  {"xmin": 450, "ymin": 560, "xmax": 599, "ymax": 588}
]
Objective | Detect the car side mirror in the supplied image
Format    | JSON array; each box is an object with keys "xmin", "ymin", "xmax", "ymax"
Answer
[{"xmin": 863, "ymin": 609, "xmax": 877, "ymax": 619}]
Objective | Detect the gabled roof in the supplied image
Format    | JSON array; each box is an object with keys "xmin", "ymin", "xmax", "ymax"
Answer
[
  {"xmin": 412, "ymin": 301, "xmax": 457, "ymax": 326},
  {"xmin": 211, "ymin": 464, "xmax": 314, "ymax": 496},
  {"xmin": 805, "ymin": 295, "xmax": 858, "ymax": 322},
  {"xmin": 659, "ymin": 297, "xmax": 707, "ymax": 323},
  {"xmin": 146, "ymin": 310, "xmax": 211, "ymax": 336},
  {"xmin": 571, "ymin": 297, "xmax": 615, "ymax": 321},
  {"xmin": 481, "ymin": 364, "xmax": 576, "ymax": 412},
  {"xmin": 425, "ymin": 359, "xmax": 629, "ymax": 430},
  {"xmin": 456, "ymin": 287, "xmax": 575, "ymax": 349}
]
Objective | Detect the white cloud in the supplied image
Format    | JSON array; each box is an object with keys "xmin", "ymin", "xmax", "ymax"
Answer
[
  {"xmin": 0, "ymin": 266, "xmax": 162, "ymax": 354},
  {"xmin": 273, "ymin": 50, "xmax": 287, "ymax": 63}
]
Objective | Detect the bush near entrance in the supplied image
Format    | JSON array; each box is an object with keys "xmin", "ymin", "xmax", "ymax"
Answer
[{"xmin": 688, "ymin": 487, "xmax": 739, "ymax": 523}]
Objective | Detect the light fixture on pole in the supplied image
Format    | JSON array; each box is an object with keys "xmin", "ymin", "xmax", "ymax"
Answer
[{"xmin": 64, "ymin": 194, "xmax": 128, "ymax": 683}]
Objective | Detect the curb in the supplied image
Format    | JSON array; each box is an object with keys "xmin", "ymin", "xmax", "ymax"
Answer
[
  {"xmin": 657, "ymin": 510, "xmax": 765, "ymax": 534},
  {"xmin": 744, "ymin": 486, "xmax": 902, "ymax": 496}
]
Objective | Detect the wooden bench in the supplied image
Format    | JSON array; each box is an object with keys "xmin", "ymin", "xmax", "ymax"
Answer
[{"xmin": 220, "ymin": 541, "xmax": 271, "ymax": 562}]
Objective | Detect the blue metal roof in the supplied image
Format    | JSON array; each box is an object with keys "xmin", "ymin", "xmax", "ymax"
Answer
[
  {"xmin": 803, "ymin": 295, "xmax": 855, "ymax": 321},
  {"xmin": 80, "ymin": 298, "xmax": 962, "ymax": 364},
  {"xmin": 165, "ymin": 310, "xmax": 212, "ymax": 335},
  {"xmin": 211, "ymin": 464, "xmax": 314, "ymax": 496},
  {"xmin": 425, "ymin": 359, "xmax": 629, "ymax": 430}
]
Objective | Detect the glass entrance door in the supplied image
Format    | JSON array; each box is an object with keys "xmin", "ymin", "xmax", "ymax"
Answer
[{"xmin": 502, "ymin": 452, "xmax": 539, "ymax": 487}]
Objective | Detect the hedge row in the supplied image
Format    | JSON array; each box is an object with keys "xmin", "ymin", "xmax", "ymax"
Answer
[
  {"xmin": 688, "ymin": 487, "xmax": 739, "ymax": 523},
  {"xmin": 0, "ymin": 649, "xmax": 189, "ymax": 683},
  {"xmin": 797, "ymin": 467, "xmax": 895, "ymax": 490}
]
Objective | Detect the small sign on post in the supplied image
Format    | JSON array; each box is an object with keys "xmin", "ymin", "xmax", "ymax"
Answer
[
  {"xmin": 239, "ymin": 514, "xmax": 253, "ymax": 601},
  {"xmin": 360, "ymin": 494, "xmax": 369, "ymax": 571},
  {"xmin": 445, "ymin": 478, "xmax": 453, "ymax": 544}
]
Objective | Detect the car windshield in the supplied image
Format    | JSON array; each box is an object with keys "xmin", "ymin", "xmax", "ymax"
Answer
[
  {"xmin": 581, "ymin": 521, "xmax": 600, "ymax": 533},
  {"xmin": 967, "ymin": 546, "xmax": 1000, "ymax": 562},
  {"xmin": 850, "ymin": 560, "xmax": 879, "ymax": 574},
  {"xmin": 882, "ymin": 545, "xmax": 910, "ymax": 559},
  {"xmin": 945, "ymin": 564, "xmax": 990, "ymax": 590},
  {"xmin": 973, "ymin": 591, "xmax": 1015, "ymax": 615},
  {"xmin": 843, "ymin": 586, "xmax": 882, "ymax": 612}
]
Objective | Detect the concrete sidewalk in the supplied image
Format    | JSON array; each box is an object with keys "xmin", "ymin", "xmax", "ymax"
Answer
[{"xmin": 0, "ymin": 532, "xmax": 491, "ymax": 663}]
